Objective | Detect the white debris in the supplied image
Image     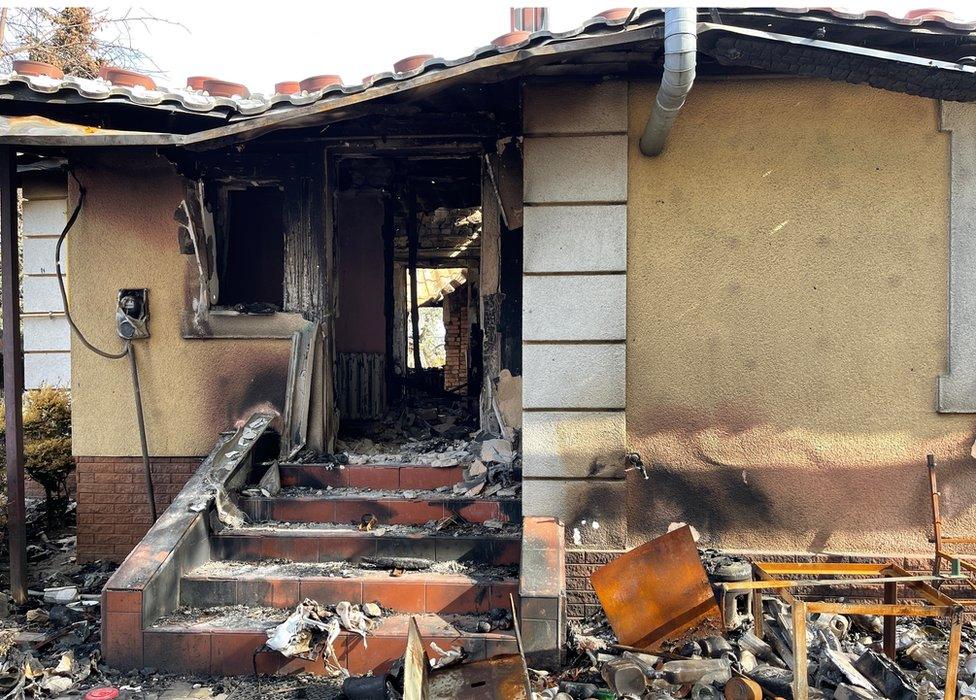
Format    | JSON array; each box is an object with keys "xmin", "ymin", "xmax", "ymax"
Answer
[
  {"xmin": 668, "ymin": 521, "xmax": 700, "ymax": 542},
  {"xmin": 480, "ymin": 439, "xmax": 515, "ymax": 464},
  {"xmin": 214, "ymin": 487, "xmax": 247, "ymax": 529},
  {"xmin": 429, "ymin": 642, "xmax": 464, "ymax": 670},
  {"xmin": 42, "ymin": 586, "xmax": 79, "ymax": 605},
  {"xmin": 335, "ymin": 601, "xmax": 369, "ymax": 646},
  {"xmin": 258, "ymin": 461, "xmax": 282, "ymax": 497},
  {"xmin": 266, "ymin": 601, "xmax": 336, "ymax": 659}
]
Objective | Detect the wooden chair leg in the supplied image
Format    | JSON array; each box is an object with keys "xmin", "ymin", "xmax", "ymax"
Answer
[
  {"xmin": 883, "ymin": 582, "xmax": 897, "ymax": 659},
  {"xmin": 792, "ymin": 601, "xmax": 808, "ymax": 700},
  {"xmin": 945, "ymin": 613, "xmax": 963, "ymax": 700}
]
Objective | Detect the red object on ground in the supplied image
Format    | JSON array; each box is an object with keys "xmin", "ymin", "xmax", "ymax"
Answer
[{"xmin": 85, "ymin": 689, "xmax": 120, "ymax": 700}]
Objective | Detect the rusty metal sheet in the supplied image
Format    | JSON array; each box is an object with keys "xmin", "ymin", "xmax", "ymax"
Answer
[{"xmin": 591, "ymin": 525, "xmax": 724, "ymax": 650}]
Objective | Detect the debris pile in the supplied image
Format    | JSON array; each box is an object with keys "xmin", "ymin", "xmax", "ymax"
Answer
[
  {"xmin": 317, "ymin": 395, "xmax": 478, "ymax": 466},
  {"xmin": 266, "ymin": 598, "xmax": 380, "ymax": 678},
  {"xmin": 546, "ymin": 527, "xmax": 976, "ymax": 700},
  {"xmin": 293, "ymin": 391, "xmax": 522, "ymax": 500},
  {"xmin": 557, "ymin": 610, "xmax": 976, "ymax": 699},
  {"xmin": 0, "ymin": 499, "xmax": 123, "ymax": 698}
]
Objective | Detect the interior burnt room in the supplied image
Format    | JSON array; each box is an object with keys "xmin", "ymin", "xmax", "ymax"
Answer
[{"xmin": 328, "ymin": 152, "xmax": 523, "ymax": 477}]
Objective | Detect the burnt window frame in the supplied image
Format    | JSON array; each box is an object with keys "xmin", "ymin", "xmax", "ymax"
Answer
[
  {"xmin": 179, "ymin": 175, "xmax": 306, "ymax": 341},
  {"xmin": 211, "ymin": 181, "xmax": 287, "ymax": 312}
]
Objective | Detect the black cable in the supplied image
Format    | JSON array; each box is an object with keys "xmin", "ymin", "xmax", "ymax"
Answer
[
  {"xmin": 55, "ymin": 171, "xmax": 128, "ymax": 360},
  {"xmin": 56, "ymin": 170, "xmax": 157, "ymax": 522},
  {"xmin": 126, "ymin": 340, "xmax": 157, "ymax": 522}
]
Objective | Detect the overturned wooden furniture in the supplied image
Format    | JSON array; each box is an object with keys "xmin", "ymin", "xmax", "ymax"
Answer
[
  {"xmin": 742, "ymin": 561, "xmax": 965, "ymax": 700},
  {"xmin": 928, "ymin": 454, "xmax": 976, "ymax": 604}
]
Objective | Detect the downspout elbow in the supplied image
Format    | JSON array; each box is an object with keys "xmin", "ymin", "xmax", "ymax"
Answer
[{"xmin": 639, "ymin": 7, "xmax": 698, "ymax": 157}]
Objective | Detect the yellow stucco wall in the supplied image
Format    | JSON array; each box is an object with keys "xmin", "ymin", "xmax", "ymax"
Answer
[
  {"xmin": 627, "ymin": 79, "xmax": 975, "ymax": 554},
  {"xmin": 68, "ymin": 151, "xmax": 291, "ymax": 457}
]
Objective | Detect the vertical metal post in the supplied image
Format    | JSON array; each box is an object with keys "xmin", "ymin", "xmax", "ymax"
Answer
[{"xmin": 1, "ymin": 146, "xmax": 27, "ymax": 603}]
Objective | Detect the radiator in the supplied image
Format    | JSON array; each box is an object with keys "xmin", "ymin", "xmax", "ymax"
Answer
[{"xmin": 337, "ymin": 352, "xmax": 387, "ymax": 420}]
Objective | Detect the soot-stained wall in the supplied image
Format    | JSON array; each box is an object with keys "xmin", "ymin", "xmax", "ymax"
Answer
[
  {"xmin": 68, "ymin": 151, "xmax": 291, "ymax": 458},
  {"xmin": 626, "ymin": 79, "xmax": 972, "ymax": 555}
]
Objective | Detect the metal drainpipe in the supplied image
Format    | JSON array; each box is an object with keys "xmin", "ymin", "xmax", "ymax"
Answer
[{"xmin": 639, "ymin": 7, "xmax": 698, "ymax": 157}]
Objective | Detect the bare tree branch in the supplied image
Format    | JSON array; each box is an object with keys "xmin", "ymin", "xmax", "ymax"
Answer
[{"xmin": 0, "ymin": 7, "xmax": 182, "ymax": 78}]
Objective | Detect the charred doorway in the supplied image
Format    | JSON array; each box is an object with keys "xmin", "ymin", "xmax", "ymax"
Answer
[{"xmin": 332, "ymin": 155, "xmax": 490, "ymax": 435}]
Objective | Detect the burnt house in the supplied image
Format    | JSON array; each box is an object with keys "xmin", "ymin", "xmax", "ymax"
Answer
[{"xmin": 2, "ymin": 5, "xmax": 976, "ymax": 676}]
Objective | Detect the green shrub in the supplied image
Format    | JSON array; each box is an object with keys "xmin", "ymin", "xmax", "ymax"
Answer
[
  {"xmin": 0, "ymin": 385, "xmax": 74, "ymax": 512},
  {"xmin": 23, "ymin": 385, "xmax": 72, "ymax": 442},
  {"xmin": 25, "ymin": 437, "xmax": 73, "ymax": 503}
]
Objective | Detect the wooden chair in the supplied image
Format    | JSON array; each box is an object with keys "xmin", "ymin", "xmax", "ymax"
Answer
[{"xmin": 927, "ymin": 454, "xmax": 976, "ymax": 604}]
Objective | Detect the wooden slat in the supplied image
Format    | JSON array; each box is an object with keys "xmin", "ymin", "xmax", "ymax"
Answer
[
  {"xmin": 792, "ymin": 601, "xmax": 808, "ymax": 700},
  {"xmin": 754, "ymin": 564, "xmax": 795, "ymax": 606},
  {"xmin": 755, "ymin": 562, "xmax": 886, "ymax": 576},
  {"xmin": 722, "ymin": 573, "xmax": 958, "ymax": 592},
  {"xmin": 883, "ymin": 581, "xmax": 897, "ymax": 658},
  {"xmin": 805, "ymin": 602, "xmax": 947, "ymax": 617},
  {"xmin": 946, "ymin": 616, "xmax": 963, "ymax": 700}
]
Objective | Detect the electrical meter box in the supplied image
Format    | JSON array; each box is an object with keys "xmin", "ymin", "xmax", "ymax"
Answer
[{"xmin": 117, "ymin": 289, "xmax": 149, "ymax": 340}]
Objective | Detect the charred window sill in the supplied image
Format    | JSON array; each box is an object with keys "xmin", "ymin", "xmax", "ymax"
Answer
[{"xmin": 181, "ymin": 310, "xmax": 307, "ymax": 340}]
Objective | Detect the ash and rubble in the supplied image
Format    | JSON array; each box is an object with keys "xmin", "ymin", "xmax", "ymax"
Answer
[
  {"xmin": 0, "ymin": 499, "xmax": 331, "ymax": 699},
  {"xmin": 540, "ymin": 548, "xmax": 976, "ymax": 700},
  {"xmin": 288, "ymin": 394, "xmax": 521, "ymax": 501},
  {"xmin": 189, "ymin": 558, "xmax": 517, "ymax": 582},
  {"xmin": 239, "ymin": 519, "xmax": 520, "ymax": 535},
  {"xmin": 0, "ymin": 498, "xmax": 115, "ymax": 698}
]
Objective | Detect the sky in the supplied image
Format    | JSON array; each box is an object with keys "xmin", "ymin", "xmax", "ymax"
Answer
[{"xmin": 47, "ymin": 1, "xmax": 976, "ymax": 94}]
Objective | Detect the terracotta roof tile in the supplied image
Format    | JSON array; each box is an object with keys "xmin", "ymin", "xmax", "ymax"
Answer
[{"xmin": 0, "ymin": 7, "xmax": 974, "ymax": 121}]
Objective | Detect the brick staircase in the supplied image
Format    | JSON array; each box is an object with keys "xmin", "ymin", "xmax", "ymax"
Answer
[{"xmin": 100, "ymin": 417, "xmax": 544, "ymax": 678}]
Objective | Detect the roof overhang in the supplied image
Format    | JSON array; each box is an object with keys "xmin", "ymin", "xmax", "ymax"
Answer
[{"xmin": 3, "ymin": 8, "xmax": 976, "ymax": 151}]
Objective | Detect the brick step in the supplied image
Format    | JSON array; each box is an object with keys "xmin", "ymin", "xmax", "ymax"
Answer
[
  {"xmin": 180, "ymin": 561, "xmax": 519, "ymax": 614},
  {"xmin": 239, "ymin": 490, "xmax": 521, "ymax": 526},
  {"xmin": 214, "ymin": 526, "xmax": 521, "ymax": 566},
  {"xmin": 278, "ymin": 462, "xmax": 465, "ymax": 490},
  {"xmin": 147, "ymin": 610, "xmax": 517, "ymax": 676}
]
